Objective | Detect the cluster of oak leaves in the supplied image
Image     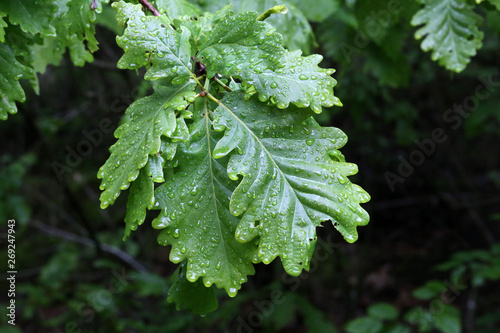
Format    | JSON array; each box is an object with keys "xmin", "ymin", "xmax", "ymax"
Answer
[{"xmin": 97, "ymin": 1, "xmax": 369, "ymax": 312}]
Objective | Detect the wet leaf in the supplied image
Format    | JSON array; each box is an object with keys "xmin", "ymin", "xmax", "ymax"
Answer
[
  {"xmin": 411, "ymin": 0, "xmax": 483, "ymax": 72},
  {"xmin": 97, "ymin": 82, "xmax": 197, "ymax": 208}
]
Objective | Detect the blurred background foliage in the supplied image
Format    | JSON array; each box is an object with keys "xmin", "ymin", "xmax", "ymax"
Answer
[{"xmin": 1, "ymin": 0, "xmax": 500, "ymax": 332}]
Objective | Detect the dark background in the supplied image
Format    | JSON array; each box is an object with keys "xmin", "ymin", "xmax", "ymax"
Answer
[{"xmin": 1, "ymin": 1, "xmax": 500, "ymax": 332}]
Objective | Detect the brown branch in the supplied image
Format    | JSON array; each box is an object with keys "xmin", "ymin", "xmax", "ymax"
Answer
[
  {"xmin": 33, "ymin": 220, "xmax": 148, "ymax": 273},
  {"xmin": 138, "ymin": 0, "xmax": 160, "ymax": 16}
]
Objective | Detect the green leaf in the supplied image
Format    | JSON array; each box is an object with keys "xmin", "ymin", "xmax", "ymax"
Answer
[
  {"xmin": 193, "ymin": 0, "xmax": 315, "ymax": 53},
  {"xmin": 167, "ymin": 261, "xmax": 219, "ymax": 315},
  {"xmin": 97, "ymin": 82, "xmax": 197, "ymax": 208},
  {"xmin": 153, "ymin": 110, "xmax": 259, "ymax": 296},
  {"xmin": 240, "ymin": 49, "xmax": 342, "ymax": 113},
  {"xmin": 434, "ymin": 305, "xmax": 461, "ymax": 333},
  {"xmin": 124, "ymin": 168, "xmax": 155, "ymax": 238},
  {"xmin": 67, "ymin": 0, "xmax": 109, "ymax": 53},
  {"xmin": 113, "ymin": 1, "xmax": 193, "ymax": 83},
  {"xmin": 212, "ymin": 93, "xmax": 369, "ymax": 275},
  {"xmin": 256, "ymin": 5, "xmax": 289, "ymax": 21},
  {"xmin": 412, "ymin": 280, "xmax": 446, "ymax": 300},
  {"xmin": 345, "ymin": 317, "xmax": 383, "ymax": 333},
  {"xmin": 196, "ymin": 10, "xmax": 285, "ymax": 77},
  {"xmin": 285, "ymin": 0, "xmax": 340, "ymax": 22},
  {"xmin": 368, "ymin": 303, "xmax": 399, "ymax": 321},
  {"xmin": 0, "ymin": 43, "xmax": 33, "ymax": 120},
  {"xmin": 0, "ymin": 0, "xmax": 57, "ymax": 37},
  {"xmin": 155, "ymin": 0, "xmax": 201, "ymax": 19},
  {"xmin": 0, "ymin": 11, "xmax": 7, "ymax": 42},
  {"xmin": 411, "ymin": 0, "xmax": 484, "ymax": 72}
]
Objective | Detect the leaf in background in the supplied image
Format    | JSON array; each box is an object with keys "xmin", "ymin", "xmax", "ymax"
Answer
[
  {"xmin": 240, "ymin": 49, "xmax": 342, "ymax": 112},
  {"xmin": 212, "ymin": 93, "xmax": 369, "ymax": 275},
  {"xmin": 286, "ymin": 0, "xmax": 340, "ymax": 22},
  {"xmin": 0, "ymin": 43, "xmax": 33, "ymax": 120},
  {"xmin": 155, "ymin": 0, "xmax": 201, "ymax": 19},
  {"xmin": 153, "ymin": 110, "xmax": 259, "ymax": 296},
  {"xmin": 67, "ymin": 0, "xmax": 110, "ymax": 53},
  {"xmin": 167, "ymin": 261, "xmax": 219, "ymax": 315},
  {"xmin": 196, "ymin": 10, "xmax": 285, "ymax": 77},
  {"xmin": 434, "ymin": 305, "xmax": 461, "ymax": 333},
  {"xmin": 0, "ymin": 0, "xmax": 57, "ymax": 37},
  {"xmin": 113, "ymin": 1, "xmax": 193, "ymax": 83},
  {"xmin": 368, "ymin": 303, "xmax": 399, "ymax": 321},
  {"xmin": 345, "ymin": 317, "xmax": 383, "ymax": 333},
  {"xmin": 411, "ymin": 0, "xmax": 483, "ymax": 72},
  {"xmin": 98, "ymin": 82, "xmax": 197, "ymax": 208},
  {"xmin": 193, "ymin": 0, "xmax": 316, "ymax": 53}
]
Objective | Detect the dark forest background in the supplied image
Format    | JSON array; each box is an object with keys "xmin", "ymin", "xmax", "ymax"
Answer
[{"xmin": 1, "ymin": 1, "xmax": 500, "ymax": 332}]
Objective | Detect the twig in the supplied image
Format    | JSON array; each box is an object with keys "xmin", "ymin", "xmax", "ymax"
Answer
[
  {"xmin": 138, "ymin": 0, "xmax": 160, "ymax": 16},
  {"xmin": 33, "ymin": 220, "xmax": 148, "ymax": 273},
  {"xmin": 214, "ymin": 75, "xmax": 232, "ymax": 92}
]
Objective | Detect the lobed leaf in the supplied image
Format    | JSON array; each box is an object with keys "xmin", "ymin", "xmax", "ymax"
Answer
[
  {"xmin": 97, "ymin": 82, "xmax": 197, "ymax": 208},
  {"xmin": 411, "ymin": 0, "xmax": 483, "ymax": 72},
  {"xmin": 153, "ymin": 109, "xmax": 259, "ymax": 296},
  {"xmin": 212, "ymin": 93, "xmax": 370, "ymax": 275},
  {"xmin": 0, "ymin": 0, "xmax": 57, "ymax": 37},
  {"xmin": 155, "ymin": 0, "xmax": 201, "ymax": 19},
  {"xmin": 124, "ymin": 168, "xmax": 155, "ymax": 239},
  {"xmin": 196, "ymin": 10, "xmax": 285, "ymax": 77},
  {"xmin": 0, "ymin": 43, "xmax": 33, "ymax": 120},
  {"xmin": 0, "ymin": 11, "xmax": 6, "ymax": 42},
  {"xmin": 113, "ymin": 1, "xmax": 193, "ymax": 83},
  {"xmin": 240, "ymin": 49, "xmax": 342, "ymax": 113}
]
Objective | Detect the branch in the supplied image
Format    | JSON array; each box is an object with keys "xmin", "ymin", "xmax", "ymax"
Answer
[
  {"xmin": 33, "ymin": 220, "xmax": 148, "ymax": 273},
  {"xmin": 138, "ymin": 0, "xmax": 160, "ymax": 17}
]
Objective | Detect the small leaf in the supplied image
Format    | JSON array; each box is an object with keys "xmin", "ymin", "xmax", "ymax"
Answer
[
  {"xmin": 124, "ymin": 168, "xmax": 155, "ymax": 239},
  {"xmin": 411, "ymin": 0, "xmax": 484, "ymax": 72},
  {"xmin": 0, "ymin": 0, "xmax": 57, "ymax": 37},
  {"xmin": 98, "ymin": 82, "xmax": 197, "ymax": 208},
  {"xmin": 0, "ymin": 43, "xmax": 33, "ymax": 120},
  {"xmin": 434, "ymin": 305, "xmax": 461, "ymax": 333},
  {"xmin": 412, "ymin": 280, "xmax": 446, "ymax": 300},
  {"xmin": 113, "ymin": 1, "xmax": 193, "ymax": 82},
  {"xmin": 0, "ymin": 11, "xmax": 7, "ymax": 42},
  {"xmin": 257, "ymin": 5, "xmax": 288, "ymax": 21},
  {"xmin": 240, "ymin": 49, "xmax": 342, "ymax": 113},
  {"xmin": 345, "ymin": 317, "xmax": 383, "ymax": 333},
  {"xmin": 155, "ymin": 0, "xmax": 201, "ymax": 19},
  {"xmin": 196, "ymin": 10, "xmax": 285, "ymax": 77},
  {"xmin": 167, "ymin": 261, "xmax": 219, "ymax": 315},
  {"xmin": 368, "ymin": 303, "xmax": 399, "ymax": 321}
]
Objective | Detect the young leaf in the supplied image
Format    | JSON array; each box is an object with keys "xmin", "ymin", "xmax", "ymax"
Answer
[
  {"xmin": 196, "ymin": 10, "xmax": 285, "ymax": 77},
  {"xmin": 167, "ymin": 261, "xmax": 219, "ymax": 315},
  {"xmin": 0, "ymin": 11, "xmax": 7, "ymax": 42},
  {"xmin": 212, "ymin": 93, "xmax": 369, "ymax": 275},
  {"xmin": 113, "ymin": 1, "xmax": 193, "ymax": 83},
  {"xmin": 411, "ymin": 0, "xmax": 483, "ymax": 72},
  {"xmin": 0, "ymin": 43, "xmax": 33, "ymax": 120},
  {"xmin": 153, "ymin": 110, "xmax": 259, "ymax": 297},
  {"xmin": 155, "ymin": 0, "xmax": 201, "ymax": 19},
  {"xmin": 0, "ymin": 0, "xmax": 57, "ymax": 37},
  {"xmin": 240, "ymin": 49, "xmax": 342, "ymax": 113},
  {"xmin": 97, "ymin": 82, "xmax": 197, "ymax": 208},
  {"xmin": 124, "ymin": 168, "xmax": 155, "ymax": 239},
  {"xmin": 67, "ymin": 0, "xmax": 110, "ymax": 53}
]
